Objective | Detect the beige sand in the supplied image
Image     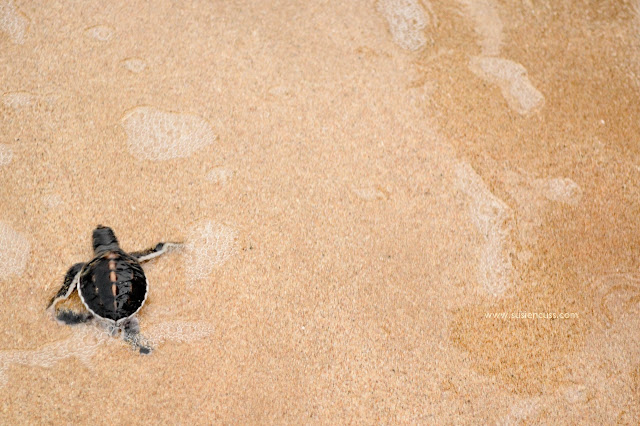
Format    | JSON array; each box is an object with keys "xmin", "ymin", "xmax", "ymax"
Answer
[{"xmin": 1, "ymin": 0, "xmax": 639, "ymax": 423}]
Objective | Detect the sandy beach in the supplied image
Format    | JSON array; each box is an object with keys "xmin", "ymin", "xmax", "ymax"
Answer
[{"xmin": 1, "ymin": 0, "xmax": 640, "ymax": 423}]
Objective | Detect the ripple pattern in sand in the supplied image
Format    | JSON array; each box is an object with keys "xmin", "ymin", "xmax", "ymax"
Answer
[
  {"xmin": 121, "ymin": 107, "xmax": 216, "ymax": 161},
  {"xmin": 0, "ymin": 221, "xmax": 30, "ymax": 280},
  {"xmin": 185, "ymin": 221, "xmax": 237, "ymax": 286}
]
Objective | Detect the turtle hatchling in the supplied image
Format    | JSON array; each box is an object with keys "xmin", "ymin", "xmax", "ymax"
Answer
[{"xmin": 47, "ymin": 225, "xmax": 182, "ymax": 354}]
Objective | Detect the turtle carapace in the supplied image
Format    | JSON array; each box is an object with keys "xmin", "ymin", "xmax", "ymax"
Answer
[{"xmin": 47, "ymin": 225, "xmax": 182, "ymax": 354}]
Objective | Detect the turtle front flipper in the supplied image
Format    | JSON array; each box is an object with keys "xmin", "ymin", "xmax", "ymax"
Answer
[
  {"xmin": 48, "ymin": 262, "xmax": 93, "ymax": 325},
  {"xmin": 47, "ymin": 262, "xmax": 85, "ymax": 313},
  {"xmin": 131, "ymin": 242, "xmax": 183, "ymax": 263}
]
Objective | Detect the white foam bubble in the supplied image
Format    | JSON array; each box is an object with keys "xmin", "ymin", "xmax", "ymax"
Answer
[
  {"xmin": 206, "ymin": 167, "xmax": 234, "ymax": 185},
  {"xmin": 185, "ymin": 220, "xmax": 237, "ymax": 285},
  {"xmin": 2, "ymin": 91, "xmax": 35, "ymax": 109},
  {"xmin": 0, "ymin": 0, "xmax": 28, "ymax": 45},
  {"xmin": 121, "ymin": 106, "xmax": 216, "ymax": 161},
  {"xmin": 122, "ymin": 58, "xmax": 147, "ymax": 73},
  {"xmin": 0, "ymin": 221, "xmax": 30, "ymax": 280},
  {"xmin": 457, "ymin": 0, "xmax": 503, "ymax": 56},
  {"xmin": 145, "ymin": 321, "xmax": 216, "ymax": 345},
  {"xmin": 0, "ymin": 144, "xmax": 13, "ymax": 166},
  {"xmin": 534, "ymin": 177, "xmax": 582, "ymax": 205},
  {"xmin": 376, "ymin": 0, "xmax": 433, "ymax": 51},
  {"xmin": 85, "ymin": 25, "xmax": 113, "ymax": 41},
  {"xmin": 455, "ymin": 162, "xmax": 515, "ymax": 296},
  {"xmin": 469, "ymin": 56, "xmax": 545, "ymax": 115}
]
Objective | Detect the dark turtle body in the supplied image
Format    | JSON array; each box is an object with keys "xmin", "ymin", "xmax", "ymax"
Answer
[
  {"xmin": 78, "ymin": 250, "xmax": 148, "ymax": 323},
  {"xmin": 47, "ymin": 225, "xmax": 183, "ymax": 354}
]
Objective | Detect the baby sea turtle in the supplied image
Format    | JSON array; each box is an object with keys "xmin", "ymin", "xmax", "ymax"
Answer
[{"xmin": 47, "ymin": 225, "xmax": 182, "ymax": 354}]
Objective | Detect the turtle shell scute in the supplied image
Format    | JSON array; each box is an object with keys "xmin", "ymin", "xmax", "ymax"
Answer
[{"xmin": 78, "ymin": 251, "xmax": 148, "ymax": 321}]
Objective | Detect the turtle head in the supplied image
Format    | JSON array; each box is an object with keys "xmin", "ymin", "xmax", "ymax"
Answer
[{"xmin": 92, "ymin": 225, "xmax": 120, "ymax": 255}]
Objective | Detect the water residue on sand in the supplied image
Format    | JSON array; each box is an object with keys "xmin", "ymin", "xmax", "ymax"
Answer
[
  {"xmin": 41, "ymin": 193, "xmax": 64, "ymax": 209},
  {"xmin": 376, "ymin": 0, "xmax": 435, "ymax": 51},
  {"xmin": 0, "ymin": 0, "xmax": 28, "ymax": 45},
  {"xmin": 457, "ymin": 0, "xmax": 503, "ymax": 56},
  {"xmin": 3, "ymin": 91, "xmax": 35, "ymax": 109},
  {"xmin": 206, "ymin": 167, "xmax": 234, "ymax": 185},
  {"xmin": 468, "ymin": 56, "xmax": 545, "ymax": 115},
  {"xmin": 184, "ymin": 220, "xmax": 237, "ymax": 286},
  {"xmin": 533, "ymin": 177, "xmax": 582, "ymax": 206},
  {"xmin": 2, "ymin": 91, "xmax": 58, "ymax": 111},
  {"xmin": 121, "ymin": 57, "xmax": 147, "ymax": 74},
  {"xmin": 458, "ymin": 0, "xmax": 544, "ymax": 114},
  {"xmin": 455, "ymin": 161, "xmax": 516, "ymax": 296},
  {"xmin": 0, "ymin": 326, "xmax": 110, "ymax": 387},
  {"xmin": 85, "ymin": 25, "xmax": 114, "ymax": 42},
  {"xmin": 0, "ymin": 144, "xmax": 13, "ymax": 166},
  {"xmin": 0, "ymin": 321, "xmax": 217, "ymax": 387},
  {"xmin": 351, "ymin": 183, "xmax": 389, "ymax": 201},
  {"xmin": 0, "ymin": 221, "xmax": 30, "ymax": 280},
  {"xmin": 121, "ymin": 106, "xmax": 216, "ymax": 161}
]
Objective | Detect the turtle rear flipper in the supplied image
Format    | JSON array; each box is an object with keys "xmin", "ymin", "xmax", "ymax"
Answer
[
  {"xmin": 121, "ymin": 317, "xmax": 153, "ymax": 354},
  {"xmin": 47, "ymin": 262, "xmax": 85, "ymax": 313},
  {"xmin": 131, "ymin": 242, "xmax": 183, "ymax": 263}
]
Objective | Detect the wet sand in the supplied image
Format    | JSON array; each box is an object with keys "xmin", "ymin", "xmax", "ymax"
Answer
[{"xmin": 1, "ymin": 0, "xmax": 639, "ymax": 423}]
